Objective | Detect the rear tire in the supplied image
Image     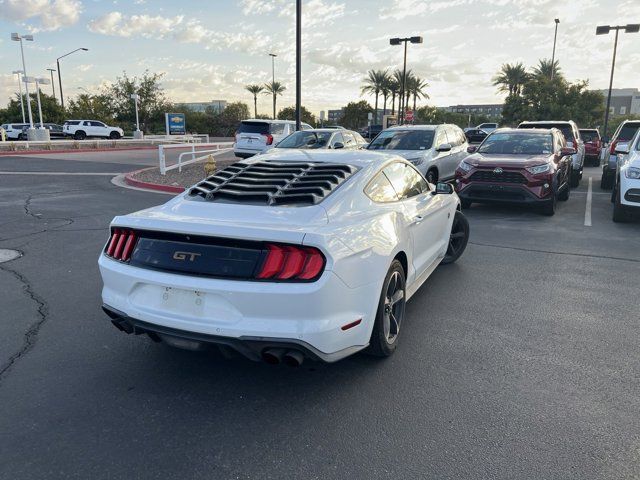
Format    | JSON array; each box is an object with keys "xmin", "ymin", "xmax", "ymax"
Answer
[
  {"xmin": 367, "ymin": 260, "xmax": 406, "ymax": 358},
  {"xmin": 441, "ymin": 211, "xmax": 470, "ymax": 264},
  {"xmin": 570, "ymin": 169, "xmax": 580, "ymax": 188},
  {"xmin": 600, "ymin": 168, "xmax": 613, "ymax": 190},
  {"xmin": 109, "ymin": 131, "xmax": 121, "ymax": 140},
  {"xmin": 426, "ymin": 169, "xmax": 438, "ymax": 185},
  {"xmin": 74, "ymin": 130, "xmax": 86, "ymax": 140}
]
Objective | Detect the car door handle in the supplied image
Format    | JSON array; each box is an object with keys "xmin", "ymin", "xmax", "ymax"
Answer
[{"xmin": 412, "ymin": 215, "xmax": 424, "ymax": 224}]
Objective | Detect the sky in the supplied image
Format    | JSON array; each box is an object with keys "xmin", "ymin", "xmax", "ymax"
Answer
[{"xmin": 0, "ymin": 0, "xmax": 639, "ymax": 116}]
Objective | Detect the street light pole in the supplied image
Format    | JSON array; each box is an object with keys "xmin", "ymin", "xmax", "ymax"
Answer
[
  {"xmin": 268, "ymin": 53, "xmax": 277, "ymax": 119},
  {"xmin": 551, "ymin": 18, "xmax": 560, "ymax": 80},
  {"xmin": 12, "ymin": 70, "xmax": 26, "ymax": 123},
  {"xmin": 34, "ymin": 77, "xmax": 50, "ymax": 128},
  {"xmin": 596, "ymin": 24, "xmax": 639, "ymax": 141},
  {"xmin": 11, "ymin": 33, "xmax": 35, "ymax": 132},
  {"xmin": 295, "ymin": 0, "xmax": 302, "ymax": 131},
  {"xmin": 46, "ymin": 68, "xmax": 56, "ymax": 100},
  {"xmin": 390, "ymin": 36, "xmax": 423, "ymax": 125},
  {"xmin": 56, "ymin": 47, "xmax": 89, "ymax": 111}
]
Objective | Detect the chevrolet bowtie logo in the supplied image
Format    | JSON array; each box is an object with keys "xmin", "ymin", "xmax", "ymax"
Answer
[
  {"xmin": 173, "ymin": 251, "xmax": 201, "ymax": 261},
  {"xmin": 493, "ymin": 167, "xmax": 503, "ymax": 174}
]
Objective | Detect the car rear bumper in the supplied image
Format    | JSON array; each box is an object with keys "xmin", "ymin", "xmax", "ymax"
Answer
[
  {"xmin": 234, "ymin": 147, "xmax": 263, "ymax": 158},
  {"xmin": 99, "ymin": 255, "xmax": 378, "ymax": 362}
]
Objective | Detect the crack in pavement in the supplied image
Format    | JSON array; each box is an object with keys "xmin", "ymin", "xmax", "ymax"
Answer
[
  {"xmin": 469, "ymin": 241, "xmax": 640, "ymax": 264},
  {"xmin": 0, "ymin": 262, "xmax": 49, "ymax": 383}
]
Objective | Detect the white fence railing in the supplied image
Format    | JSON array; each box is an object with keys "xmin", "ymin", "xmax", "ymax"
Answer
[{"xmin": 159, "ymin": 142, "xmax": 235, "ymax": 175}]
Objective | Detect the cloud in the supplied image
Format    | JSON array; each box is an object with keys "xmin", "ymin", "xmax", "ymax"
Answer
[
  {"xmin": 0, "ymin": 0, "xmax": 82, "ymax": 31},
  {"xmin": 87, "ymin": 12, "xmax": 184, "ymax": 38}
]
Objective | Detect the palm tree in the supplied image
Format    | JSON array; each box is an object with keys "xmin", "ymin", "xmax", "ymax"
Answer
[
  {"xmin": 492, "ymin": 62, "xmax": 528, "ymax": 97},
  {"xmin": 532, "ymin": 59, "xmax": 562, "ymax": 80},
  {"xmin": 264, "ymin": 81, "xmax": 286, "ymax": 119},
  {"xmin": 245, "ymin": 84, "xmax": 263, "ymax": 118},
  {"xmin": 406, "ymin": 74, "xmax": 429, "ymax": 113},
  {"xmin": 393, "ymin": 69, "xmax": 413, "ymax": 120},
  {"xmin": 361, "ymin": 69, "xmax": 388, "ymax": 124},
  {"xmin": 388, "ymin": 79, "xmax": 399, "ymax": 115},
  {"xmin": 380, "ymin": 75, "xmax": 391, "ymax": 118}
]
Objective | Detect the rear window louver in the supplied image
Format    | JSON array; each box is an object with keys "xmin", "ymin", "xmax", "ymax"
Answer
[{"xmin": 188, "ymin": 161, "xmax": 357, "ymax": 206}]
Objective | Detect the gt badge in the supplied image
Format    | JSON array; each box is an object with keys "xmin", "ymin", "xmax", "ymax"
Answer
[{"xmin": 173, "ymin": 251, "xmax": 201, "ymax": 261}]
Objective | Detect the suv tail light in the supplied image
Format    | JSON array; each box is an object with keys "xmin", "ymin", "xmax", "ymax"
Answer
[
  {"xmin": 256, "ymin": 243, "xmax": 325, "ymax": 281},
  {"xmin": 105, "ymin": 229, "xmax": 138, "ymax": 262},
  {"xmin": 262, "ymin": 133, "xmax": 274, "ymax": 145}
]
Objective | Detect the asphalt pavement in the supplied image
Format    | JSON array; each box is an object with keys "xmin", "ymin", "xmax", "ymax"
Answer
[{"xmin": 1, "ymin": 153, "xmax": 639, "ymax": 480}]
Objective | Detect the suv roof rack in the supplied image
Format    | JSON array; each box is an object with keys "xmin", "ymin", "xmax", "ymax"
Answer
[{"xmin": 188, "ymin": 160, "xmax": 357, "ymax": 206}]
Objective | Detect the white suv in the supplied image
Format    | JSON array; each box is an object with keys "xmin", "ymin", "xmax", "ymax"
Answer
[
  {"xmin": 234, "ymin": 119, "xmax": 312, "ymax": 158},
  {"xmin": 366, "ymin": 124, "xmax": 469, "ymax": 184},
  {"xmin": 611, "ymin": 130, "xmax": 640, "ymax": 222},
  {"xmin": 1, "ymin": 123, "xmax": 30, "ymax": 140},
  {"xmin": 63, "ymin": 120, "xmax": 124, "ymax": 140}
]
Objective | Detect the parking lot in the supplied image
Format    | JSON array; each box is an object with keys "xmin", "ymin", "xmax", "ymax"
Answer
[{"xmin": 1, "ymin": 151, "xmax": 639, "ymax": 479}]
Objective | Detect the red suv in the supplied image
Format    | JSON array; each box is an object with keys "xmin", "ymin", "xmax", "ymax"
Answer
[
  {"xmin": 455, "ymin": 129, "xmax": 574, "ymax": 216},
  {"xmin": 579, "ymin": 129, "xmax": 601, "ymax": 166}
]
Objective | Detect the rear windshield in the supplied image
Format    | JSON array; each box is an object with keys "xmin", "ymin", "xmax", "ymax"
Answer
[
  {"xmin": 238, "ymin": 121, "xmax": 270, "ymax": 134},
  {"xmin": 478, "ymin": 132, "xmax": 553, "ymax": 155},
  {"xmin": 616, "ymin": 124, "xmax": 640, "ymax": 142},
  {"xmin": 520, "ymin": 123, "xmax": 574, "ymax": 142},
  {"xmin": 367, "ymin": 130, "xmax": 434, "ymax": 150},
  {"xmin": 580, "ymin": 130, "xmax": 599, "ymax": 142}
]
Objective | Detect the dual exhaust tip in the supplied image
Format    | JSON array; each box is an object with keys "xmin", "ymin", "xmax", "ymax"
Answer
[{"xmin": 262, "ymin": 348, "xmax": 305, "ymax": 367}]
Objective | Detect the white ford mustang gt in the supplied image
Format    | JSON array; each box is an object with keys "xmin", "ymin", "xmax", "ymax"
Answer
[{"xmin": 99, "ymin": 149, "xmax": 469, "ymax": 365}]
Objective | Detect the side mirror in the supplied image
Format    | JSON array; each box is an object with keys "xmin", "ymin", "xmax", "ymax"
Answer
[
  {"xmin": 434, "ymin": 182, "xmax": 454, "ymax": 195},
  {"xmin": 333, "ymin": 142, "xmax": 344, "ymax": 149},
  {"xmin": 467, "ymin": 145, "xmax": 478, "ymax": 153},
  {"xmin": 436, "ymin": 143, "xmax": 452, "ymax": 152},
  {"xmin": 560, "ymin": 147, "xmax": 576, "ymax": 156},
  {"xmin": 615, "ymin": 143, "xmax": 630, "ymax": 155}
]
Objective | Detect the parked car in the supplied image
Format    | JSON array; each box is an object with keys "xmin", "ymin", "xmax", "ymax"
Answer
[
  {"xmin": 360, "ymin": 124, "xmax": 383, "ymax": 139},
  {"xmin": 322, "ymin": 125, "xmax": 346, "ymax": 130},
  {"xmin": 455, "ymin": 128, "xmax": 573, "ymax": 216},
  {"xmin": 579, "ymin": 128, "xmax": 602, "ymax": 166},
  {"xmin": 610, "ymin": 130, "xmax": 640, "ymax": 222},
  {"xmin": 234, "ymin": 119, "xmax": 312, "ymax": 158},
  {"xmin": 63, "ymin": 120, "xmax": 124, "ymax": 140},
  {"xmin": 22, "ymin": 123, "xmax": 65, "ymax": 139},
  {"xmin": 518, "ymin": 120, "xmax": 584, "ymax": 187},
  {"xmin": 1, "ymin": 123, "xmax": 29, "ymax": 140},
  {"xmin": 267, "ymin": 129, "xmax": 367, "ymax": 152},
  {"xmin": 367, "ymin": 124, "xmax": 468, "ymax": 184},
  {"xmin": 465, "ymin": 128, "xmax": 489, "ymax": 144},
  {"xmin": 600, "ymin": 120, "xmax": 640, "ymax": 190},
  {"xmin": 99, "ymin": 150, "xmax": 469, "ymax": 364},
  {"xmin": 477, "ymin": 122, "xmax": 498, "ymax": 133}
]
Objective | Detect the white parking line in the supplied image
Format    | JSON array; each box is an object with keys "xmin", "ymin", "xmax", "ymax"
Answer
[{"xmin": 584, "ymin": 177, "xmax": 592, "ymax": 227}]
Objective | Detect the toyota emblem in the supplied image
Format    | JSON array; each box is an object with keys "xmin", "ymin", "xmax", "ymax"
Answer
[{"xmin": 493, "ymin": 167, "xmax": 503, "ymax": 174}]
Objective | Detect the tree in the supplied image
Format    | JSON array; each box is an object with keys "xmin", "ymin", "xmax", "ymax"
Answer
[
  {"xmin": 0, "ymin": 91, "xmax": 65, "ymax": 124},
  {"xmin": 407, "ymin": 74, "xmax": 429, "ymax": 112},
  {"xmin": 388, "ymin": 78, "xmax": 399, "ymax": 115},
  {"xmin": 277, "ymin": 105, "xmax": 316, "ymax": 126},
  {"xmin": 532, "ymin": 59, "xmax": 562, "ymax": 81},
  {"xmin": 416, "ymin": 105, "xmax": 492, "ymax": 129},
  {"xmin": 341, "ymin": 100, "xmax": 373, "ymax": 130},
  {"xmin": 107, "ymin": 71, "xmax": 172, "ymax": 133},
  {"xmin": 393, "ymin": 69, "xmax": 413, "ymax": 117},
  {"xmin": 245, "ymin": 84, "xmax": 263, "ymax": 118},
  {"xmin": 66, "ymin": 93, "xmax": 114, "ymax": 123},
  {"xmin": 492, "ymin": 62, "xmax": 529, "ymax": 97},
  {"xmin": 264, "ymin": 81, "xmax": 286, "ymax": 119},
  {"xmin": 361, "ymin": 69, "xmax": 388, "ymax": 124}
]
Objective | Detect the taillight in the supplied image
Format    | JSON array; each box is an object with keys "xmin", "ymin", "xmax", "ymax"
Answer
[
  {"xmin": 263, "ymin": 133, "xmax": 274, "ymax": 145},
  {"xmin": 256, "ymin": 243, "xmax": 325, "ymax": 281},
  {"xmin": 610, "ymin": 140, "xmax": 618, "ymax": 154},
  {"xmin": 105, "ymin": 229, "xmax": 138, "ymax": 262}
]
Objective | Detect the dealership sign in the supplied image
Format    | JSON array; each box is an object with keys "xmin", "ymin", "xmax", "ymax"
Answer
[{"xmin": 165, "ymin": 113, "xmax": 186, "ymax": 135}]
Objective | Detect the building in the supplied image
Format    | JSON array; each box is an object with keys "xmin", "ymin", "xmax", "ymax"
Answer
[
  {"xmin": 444, "ymin": 104, "xmax": 503, "ymax": 117},
  {"xmin": 177, "ymin": 100, "xmax": 227, "ymax": 113},
  {"xmin": 598, "ymin": 88, "xmax": 640, "ymax": 116}
]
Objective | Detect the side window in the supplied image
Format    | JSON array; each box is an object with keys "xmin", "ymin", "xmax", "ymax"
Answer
[
  {"xmin": 447, "ymin": 127, "xmax": 459, "ymax": 146},
  {"xmin": 342, "ymin": 132, "xmax": 355, "ymax": 146},
  {"xmin": 83, "ymin": 121, "xmax": 91, "ymax": 126},
  {"xmin": 302, "ymin": 123, "xmax": 312, "ymax": 131},
  {"xmin": 365, "ymin": 171, "xmax": 398, "ymax": 203},
  {"xmin": 331, "ymin": 132, "xmax": 344, "ymax": 146},
  {"xmin": 91, "ymin": 121, "xmax": 105, "ymax": 127},
  {"xmin": 270, "ymin": 124, "xmax": 285, "ymax": 135},
  {"xmin": 435, "ymin": 128, "xmax": 447, "ymax": 148},
  {"xmin": 383, "ymin": 162, "xmax": 428, "ymax": 199}
]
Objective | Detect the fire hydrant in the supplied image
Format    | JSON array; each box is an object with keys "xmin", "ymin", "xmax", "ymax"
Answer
[{"xmin": 203, "ymin": 154, "xmax": 217, "ymax": 177}]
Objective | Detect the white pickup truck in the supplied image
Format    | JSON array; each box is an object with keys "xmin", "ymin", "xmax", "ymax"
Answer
[{"xmin": 63, "ymin": 120, "xmax": 124, "ymax": 140}]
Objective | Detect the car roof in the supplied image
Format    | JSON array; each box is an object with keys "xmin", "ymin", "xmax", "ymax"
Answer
[
  {"xmin": 520, "ymin": 120, "xmax": 575, "ymax": 125},
  {"xmin": 579, "ymin": 128, "xmax": 599, "ymax": 131},
  {"xmin": 386, "ymin": 124, "xmax": 440, "ymax": 131},
  {"xmin": 242, "ymin": 119, "xmax": 300, "ymax": 124},
  {"xmin": 253, "ymin": 148, "xmax": 406, "ymax": 168},
  {"xmin": 493, "ymin": 128, "xmax": 554, "ymax": 134}
]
